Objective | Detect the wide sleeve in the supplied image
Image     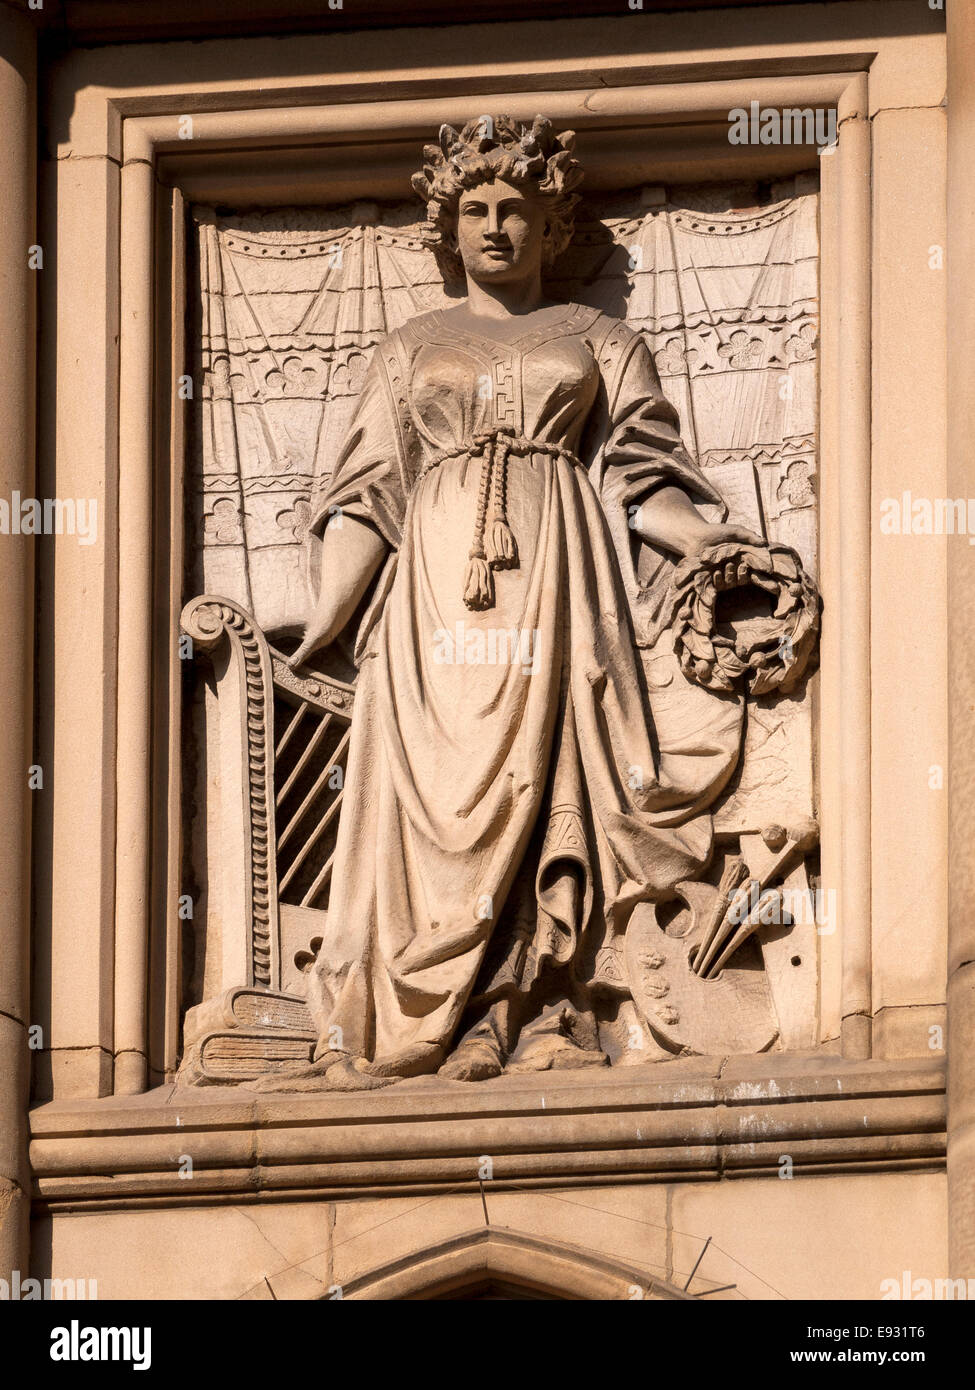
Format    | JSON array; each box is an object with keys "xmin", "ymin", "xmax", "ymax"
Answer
[
  {"xmin": 591, "ymin": 329, "xmax": 725, "ymax": 519},
  {"xmin": 587, "ymin": 325, "xmax": 726, "ymax": 647},
  {"xmin": 309, "ymin": 341, "xmax": 412, "ymax": 551}
]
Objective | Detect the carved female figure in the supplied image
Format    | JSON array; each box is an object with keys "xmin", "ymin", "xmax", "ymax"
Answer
[{"xmin": 277, "ymin": 116, "xmax": 763, "ymax": 1090}]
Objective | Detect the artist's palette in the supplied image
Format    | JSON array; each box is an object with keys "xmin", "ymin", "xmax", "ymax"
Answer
[{"xmin": 625, "ymin": 896, "xmax": 778, "ymax": 1057}]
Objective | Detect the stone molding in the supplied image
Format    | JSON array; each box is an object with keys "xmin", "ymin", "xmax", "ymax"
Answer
[
  {"xmin": 337, "ymin": 1225, "xmax": 693, "ymax": 1300},
  {"xmin": 12, "ymin": 0, "xmax": 872, "ymax": 46},
  {"xmin": 29, "ymin": 1057, "xmax": 945, "ymax": 1210}
]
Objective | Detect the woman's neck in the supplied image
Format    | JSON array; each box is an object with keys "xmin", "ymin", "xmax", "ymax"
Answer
[{"xmin": 464, "ymin": 276, "xmax": 548, "ymax": 319}]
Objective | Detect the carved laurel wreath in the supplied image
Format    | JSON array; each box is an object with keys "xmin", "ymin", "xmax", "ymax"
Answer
[{"xmin": 669, "ymin": 542, "xmax": 820, "ymax": 696}]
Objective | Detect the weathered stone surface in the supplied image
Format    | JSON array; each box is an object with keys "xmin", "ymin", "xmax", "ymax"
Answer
[
  {"xmin": 184, "ymin": 117, "xmax": 822, "ymax": 1093},
  {"xmin": 12, "ymin": 0, "xmax": 965, "ymax": 1303}
]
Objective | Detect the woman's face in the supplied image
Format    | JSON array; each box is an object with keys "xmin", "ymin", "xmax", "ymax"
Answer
[{"xmin": 455, "ymin": 178, "xmax": 548, "ymax": 286}]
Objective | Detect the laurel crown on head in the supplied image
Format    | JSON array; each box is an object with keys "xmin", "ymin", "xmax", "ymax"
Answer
[{"xmin": 411, "ymin": 114, "xmax": 584, "ymax": 279}]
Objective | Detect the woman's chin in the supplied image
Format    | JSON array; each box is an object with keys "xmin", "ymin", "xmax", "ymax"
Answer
[{"xmin": 469, "ymin": 257, "xmax": 518, "ymax": 279}]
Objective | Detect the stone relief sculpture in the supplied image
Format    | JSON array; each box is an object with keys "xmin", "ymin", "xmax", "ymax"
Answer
[{"xmin": 179, "ymin": 116, "xmax": 821, "ymax": 1088}]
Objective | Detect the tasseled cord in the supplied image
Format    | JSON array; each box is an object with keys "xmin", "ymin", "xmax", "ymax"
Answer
[
  {"xmin": 486, "ymin": 435, "xmax": 518, "ymax": 571},
  {"xmin": 463, "ymin": 438, "xmax": 496, "ymax": 610}
]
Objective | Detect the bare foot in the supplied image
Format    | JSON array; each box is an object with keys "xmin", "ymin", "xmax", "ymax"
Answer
[
  {"xmin": 363, "ymin": 1042, "xmax": 444, "ymax": 1079},
  {"xmin": 506, "ymin": 1035, "xmax": 608, "ymax": 1074},
  {"xmin": 439, "ymin": 1039, "xmax": 504, "ymax": 1082}
]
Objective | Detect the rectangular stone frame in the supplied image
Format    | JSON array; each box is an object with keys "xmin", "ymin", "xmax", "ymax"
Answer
[{"xmin": 31, "ymin": 4, "xmax": 948, "ymax": 1205}]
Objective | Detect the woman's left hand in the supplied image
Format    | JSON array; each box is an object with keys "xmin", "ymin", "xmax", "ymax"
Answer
[
  {"xmin": 688, "ymin": 521, "xmax": 767, "ymax": 587},
  {"xmin": 632, "ymin": 485, "xmax": 766, "ymax": 564}
]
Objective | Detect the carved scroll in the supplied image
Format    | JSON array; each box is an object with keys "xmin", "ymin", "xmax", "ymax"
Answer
[{"xmin": 180, "ymin": 595, "xmax": 280, "ymax": 992}]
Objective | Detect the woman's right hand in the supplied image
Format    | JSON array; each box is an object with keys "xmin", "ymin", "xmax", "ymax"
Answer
[{"xmin": 288, "ymin": 626, "xmax": 330, "ymax": 671}]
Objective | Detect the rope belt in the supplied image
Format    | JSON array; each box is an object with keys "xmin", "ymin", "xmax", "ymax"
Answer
[{"xmin": 417, "ymin": 429, "xmax": 583, "ymax": 611}]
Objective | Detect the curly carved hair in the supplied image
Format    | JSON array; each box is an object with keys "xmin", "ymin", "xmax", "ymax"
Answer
[{"xmin": 411, "ymin": 114, "xmax": 583, "ymax": 282}]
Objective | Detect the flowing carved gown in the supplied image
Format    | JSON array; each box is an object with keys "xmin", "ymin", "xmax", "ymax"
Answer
[{"xmin": 306, "ymin": 303, "xmax": 744, "ymax": 1074}]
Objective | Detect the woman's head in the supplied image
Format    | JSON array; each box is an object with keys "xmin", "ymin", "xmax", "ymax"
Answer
[{"xmin": 412, "ymin": 115, "xmax": 583, "ymax": 285}]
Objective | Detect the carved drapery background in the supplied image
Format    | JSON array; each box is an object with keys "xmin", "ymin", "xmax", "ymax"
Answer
[{"xmin": 192, "ymin": 184, "xmax": 818, "ymax": 619}]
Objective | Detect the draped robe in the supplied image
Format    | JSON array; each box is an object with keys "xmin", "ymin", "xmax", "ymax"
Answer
[{"xmin": 306, "ymin": 303, "xmax": 744, "ymax": 1073}]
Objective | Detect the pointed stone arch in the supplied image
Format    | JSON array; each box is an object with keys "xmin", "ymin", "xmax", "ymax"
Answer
[{"xmin": 337, "ymin": 1224, "xmax": 693, "ymax": 1301}]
